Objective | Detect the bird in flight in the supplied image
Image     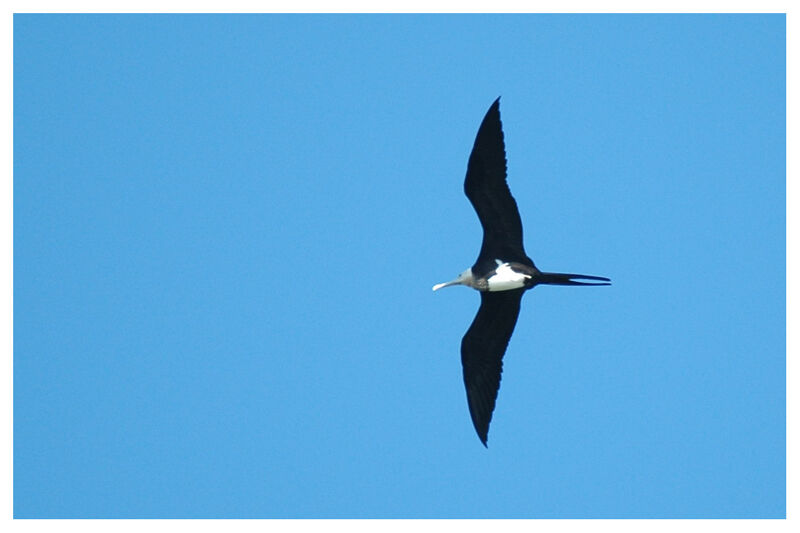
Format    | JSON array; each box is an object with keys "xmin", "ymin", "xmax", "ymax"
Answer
[{"xmin": 433, "ymin": 97, "xmax": 610, "ymax": 447}]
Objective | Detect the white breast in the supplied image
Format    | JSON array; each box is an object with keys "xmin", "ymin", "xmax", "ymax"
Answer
[{"xmin": 487, "ymin": 262, "xmax": 531, "ymax": 292}]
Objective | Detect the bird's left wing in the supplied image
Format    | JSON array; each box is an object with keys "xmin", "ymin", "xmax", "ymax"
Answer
[
  {"xmin": 464, "ymin": 98, "xmax": 532, "ymax": 267},
  {"xmin": 461, "ymin": 289, "xmax": 524, "ymax": 446}
]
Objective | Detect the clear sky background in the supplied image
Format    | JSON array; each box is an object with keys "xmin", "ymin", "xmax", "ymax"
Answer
[{"xmin": 13, "ymin": 14, "xmax": 785, "ymax": 518}]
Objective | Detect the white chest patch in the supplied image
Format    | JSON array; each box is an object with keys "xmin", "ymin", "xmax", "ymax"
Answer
[{"xmin": 487, "ymin": 261, "xmax": 531, "ymax": 292}]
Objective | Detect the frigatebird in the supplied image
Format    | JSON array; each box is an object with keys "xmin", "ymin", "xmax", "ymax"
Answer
[{"xmin": 433, "ymin": 97, "xmax": 610, "ymax": 447}]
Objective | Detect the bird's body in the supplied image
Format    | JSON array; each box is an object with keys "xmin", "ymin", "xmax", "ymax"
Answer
[{"xmin": 433, "ymin": 98, "xmax": 610, "ymax": 447}]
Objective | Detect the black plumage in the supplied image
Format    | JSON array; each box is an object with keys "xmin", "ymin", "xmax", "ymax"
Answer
[
  {"xmin": 464, "ymin": 98, "xmax": 535, "ymax": 276},
  {"xmin": 435, "ymin": 97, "xmax": 610, "ymax": 447},
  {"xmin": 461, "ymin": 289, "xmax": 524, "ymax": 446}
]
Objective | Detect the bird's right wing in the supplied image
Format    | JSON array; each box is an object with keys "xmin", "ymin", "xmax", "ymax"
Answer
[{"xmin": 461, "ymin": 289, "xmax": 524, "ymax": 446}]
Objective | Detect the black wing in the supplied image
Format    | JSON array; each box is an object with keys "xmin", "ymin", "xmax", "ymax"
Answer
[
  {"xmin": 464, "ymin": 98, "xmax": 533, "ymax": 272},
  {"xmin": 461, "ymin": 289, "xmax": 524, "ymax": 446}
]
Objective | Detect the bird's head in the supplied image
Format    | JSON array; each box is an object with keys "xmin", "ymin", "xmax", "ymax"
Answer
[{"xmin": 432, "ymin": 268, "xmax": 475, "ymax": 291}]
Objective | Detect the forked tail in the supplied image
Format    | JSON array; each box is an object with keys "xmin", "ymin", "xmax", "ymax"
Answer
[{"xmin": 537, "ymin": 272, "xmax": 611, "ymax": 286}]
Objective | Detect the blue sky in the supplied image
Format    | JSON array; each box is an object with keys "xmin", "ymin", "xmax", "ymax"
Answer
[{"xmin": 13, "ymin": 14, "xmax": 784, "ymax": 518}]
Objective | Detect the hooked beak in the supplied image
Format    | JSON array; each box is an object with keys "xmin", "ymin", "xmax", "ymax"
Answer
[{"xmin": 432, "ymin": 278, "xmax": 462, "ymax": 291}]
